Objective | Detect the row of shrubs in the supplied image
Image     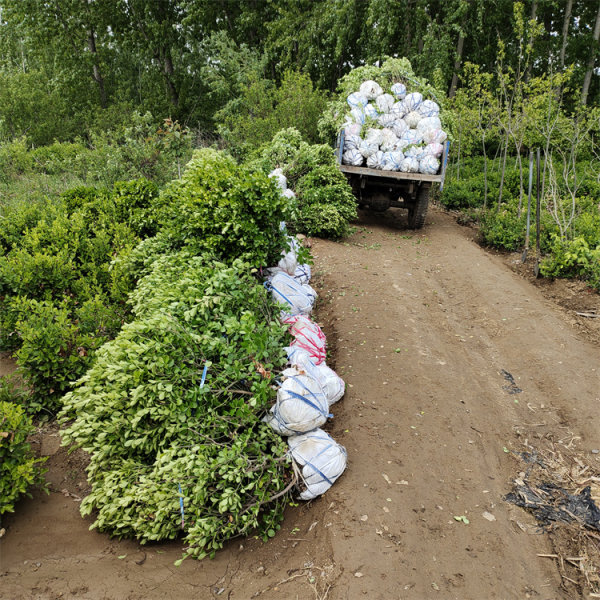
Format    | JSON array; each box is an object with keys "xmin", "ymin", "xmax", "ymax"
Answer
[
  {"xmin": 440, "ymin": 156, "xmax": 600, "ymax": 288},
  {"xmin": 0, "ymin": 135, "xmax": 357, "ymax": 544}
]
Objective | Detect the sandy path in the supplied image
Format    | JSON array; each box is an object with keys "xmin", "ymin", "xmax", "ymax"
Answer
[{"xmin": 2, "ymin": 206, "xmax": 599, "ymax": 599}]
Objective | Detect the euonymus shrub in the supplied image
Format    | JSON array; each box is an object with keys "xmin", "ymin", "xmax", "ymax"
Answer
[{"xmin": 60, "ymin": 255, "xmax": 292, "ymax": 559}]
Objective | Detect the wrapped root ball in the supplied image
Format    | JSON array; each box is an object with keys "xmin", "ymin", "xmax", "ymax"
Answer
[
  {"xmin": 390, "ymin": 82, "xmax": 407, "ymax": 100},
  {"xmin": 359, "ymin": 80, "xmax": 383, "ymax": 99},
  {"xmin": 347, "ymin": 92, "xmax": 368, "ymax": 108},
  {"xmin": 377, "ymin": 113, "xmax": 396, "ymax": 128},
  {"xmin": 344, "ymin": 122, "xmax": 362, "ymax": 137},
  {"xmin": 269, "ymin": 168, "xmax": 287, "ymax": 191},
  {"xmin": 390, "ymin": 101, "xmax": 406, "ymax": 118},
  {"xmin": 404, "ymin": 110, "xmax": 422, "ymax": 129},
  {"xmin": 359, "ymin": 140, "xmax": 378, "ymax": 158},
  {"xmin": 400, "ymin": 156, "xmax": 419, "ymax": 173},
  {"xmin": 343, "ymin": 133, "xmax": 361, "ymax": 151},
  {"xmin": 364, "ymin": 103, "xmax": 379, "ymax": 119},
  {"xmin": 364, "ymin": 128, "xmax": 383, "ymax": 146},
  {"xmin": 367, "ymin": 150, "xmax": 385, "ymax": 169},
  {"xmin": 380, "ymin": 128, "xmax": 399, "ymax": 152},
  {"xmin": 423, "ymin": 143, "xmax": 444, "ymax": 158},
  {"xmin": 418, "ymin": 99, "xmax": 440, "ymax": 117},
  {"xmin": 403, "ymin": 92, "xmax": 423, "ymax": 112},
  {"xmin": 419, "ymin": 155, "xmax": 440, "ymax": 174},
  {"xmin": 391, "ymin": 119, "xmax": 408, "ymax": 138},
  {"xmin": 342, "ymin": 148, "xmax": 364, "ymax": 166},
  {"xmin": 376, "ymin": 93, "xmax": 395, "ymax": 114},
  {"xmin": 405, "ymin": 144, "xmax": 425, "ymax": 160},
  {"xmin": 381, "ymin": 151, "xmax": 404, "ymax": 171},
  {"xmin": 416, "ymin": 116, "xmax": 442, "ymax": 133},
  {"xmin": 402, "ymin": 129, "xmax": 423, "ymax": 145},
  {"xmin": 423, "ymin": 128, "xmax": 448, "ymax": 145},
  {"xmin": 350, "ymin": 107, "xmax": 365, "ymax": 125},
  {"xmin": 394, "ymin": 139, "xmax": 409, "ymax": 151}
]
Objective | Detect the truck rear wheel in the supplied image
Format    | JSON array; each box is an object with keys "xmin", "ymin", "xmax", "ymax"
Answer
[{"xmin": 407, "ymin": 184, "xmax": 430, "ymax": 229}]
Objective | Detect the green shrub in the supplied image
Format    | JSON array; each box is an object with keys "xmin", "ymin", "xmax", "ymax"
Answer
[
  {"xmin": 0, "ymin": 401, "xmax": 47, "ymax": 518},
  {"xmin": 479, "ymin": 205, "xmax": 527, "ymax": 251},
  {"xmin": 60, "ymin": 256, "xmax": 292, "ymax": 559},
  {"xmin": 112, "ymin": 179, "xmax": 160, "ymax": 237},
  {"xmin": 540, "ymin": 235, "xmax": 600, "ymax": 284}
]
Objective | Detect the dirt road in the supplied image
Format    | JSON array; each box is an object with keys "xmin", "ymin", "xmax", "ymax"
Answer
[{"xmin": 2, "ymin": 206, "xmax": 599, "ymax": 599}]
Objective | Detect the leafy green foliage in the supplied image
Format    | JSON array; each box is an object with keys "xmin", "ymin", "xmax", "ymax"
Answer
[
  {"xmin": 60, "ymin": 255, "xmax": 292, "ymax": 558},
  {"xmin": 0, "ymin": 400, "xmax": 47, "ymax": 517},
  {"xmin": 157, "ymin": 148, "xmax": 290, "ymax": 267},
  {"xmin": 540, "ymin": 236, "xmax": 600, "ymax": 289}
]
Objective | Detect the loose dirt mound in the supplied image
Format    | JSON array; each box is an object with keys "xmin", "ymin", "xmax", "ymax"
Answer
[{"xmin": 2, "ymin": 206, "xmax": 600, "ymax": 599}]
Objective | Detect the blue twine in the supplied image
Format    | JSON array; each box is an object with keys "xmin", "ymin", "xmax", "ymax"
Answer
[{"xmin": 178, "ymin": 482, "xmax": 185, "ymax": 530}]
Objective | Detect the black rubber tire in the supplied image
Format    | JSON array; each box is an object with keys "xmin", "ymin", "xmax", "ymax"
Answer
[{"xmin": 407, "ymin": 184, "xmax": 430, "ymax": 229}]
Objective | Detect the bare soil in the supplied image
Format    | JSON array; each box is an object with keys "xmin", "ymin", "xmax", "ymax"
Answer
[{"xmin": 2, "ymin": 206, "xmax": 600, "ymax": 600}]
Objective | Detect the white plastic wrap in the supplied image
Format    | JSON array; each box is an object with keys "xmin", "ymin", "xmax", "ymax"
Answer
[
  {"xmin": 402, "ymin": 129, "xmax": 423, "ymax": 145},
  {"xmin": 390, "ymin": 82, "xmax": 407, "ymax": 100},
  {"xmin": 265, "ymin": 373, "xmax": 330, "ymax": 436},
  {"xmin": 268, "ymin": 272, "xmax": 317, "ymax": 317},
  {"xmin": 416, "ymin": 116, "xmax": 442, "ymax": 134},
  {"xmin": 404, "ymin": 144, "xmax": 425, "ymax": 160},
  {"xmin": 342, "ymin": 148, "xmax": 364, "ymax": 166},
  {"xmin": 344, "ymin": 123, "xmax": 362, "ymax": 137},
  {"xmin": 393, "ymin": 138, "xmax": 409, "ymax": 151},
  {"xmin": 403, "ymin": 92, "xmax": 423, "ymax": 112},
  {"xmin": 283, "ymin": 315, "xmax": 326, "ymax": 365},
  {"xmin": 375, "ymin": 93, "xmax": 395, "ymax": 114},
  {"xmin": 377, "ymin": 113, "xmax": 396, "ymax": 128},
  {"xmin": 381, "ymin": 151, "xmax": 404, "ymax": 171},
  {"xmin": 288, "ymin": 429, "xmax": 347, "ymax": 500},
  {"xmin": 418, "ymin": 99, "xmax": 440, "ymax": 117},
  {"xmin": 423, "ymin": 143, "xmax": 444, "ymax": 158},
  {"xmin": 367, "ymin": 150, "xmax": 385, "ymax": 169},
  {"xmin": 343, "ymin": 133, "xmax": 361, "ymax": 151},
  {"xmin": 364, "ymin": 128, "xmax": 383, "ymax": 146},
  {"xmin": 359, "ymin": 80, "xmax": 383, "ymax": 100},
  {"xmin": 282, "ymin": 188, "xmax": 296, "ymax": 200},
  {"xmin": 390, "ymin": 101, "xmax": 406, "ymax": 118},
  {"xmin": 350, "ymin": 107, "xmax": 365, "ymax": 125},
  {"xmin": 400, "ymin": 156, "xmax": 419, "ymax": 173},
  {"xmin": 379, "ymin": 128, "xmax": 398, "ymax": 152},
  {"xmin": 423, "ymin": 128, "xmax": 447, "ymax": 145},
  {"xmin": 358, "ymin": 141, "xmax": 378, "ymax": 158},
  {"xmin": 364, "ymin": 104, "xmax": 379, "ymax": 119},
  {"xmin": 347, "ymin": 92, "xmax": 369, "ymax": 108},
  {"xmin": 293, "ymin": 263, "xmax": 312, "ymax": 285},
  {"xmin": 391, "ymin": 119, "xmax": 408, "ymax": 139},
  {"xmin": 404, "ymin": 110, "xmax": 422, "ymax": 129},
  {"xmin": 419, "ymin": 155, "xmax": 440, "ymax": 175},
  {"xmin": 269, "ymin": 168, "xmax": 287, "ymax": 192}
]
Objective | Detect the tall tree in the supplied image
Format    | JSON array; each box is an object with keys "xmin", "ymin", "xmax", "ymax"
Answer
[{"xmin": 581, "ymin": 0, "xmax": 600, "ymax": 105}]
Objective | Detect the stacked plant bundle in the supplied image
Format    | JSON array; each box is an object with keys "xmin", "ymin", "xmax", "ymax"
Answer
[
  {"xmin": 59, "ymin": 149, "xmax": 296, "ymax": 561},
  {"xmin": 320, "ymin": 57, "xmax": 448, "ymax": 175}
]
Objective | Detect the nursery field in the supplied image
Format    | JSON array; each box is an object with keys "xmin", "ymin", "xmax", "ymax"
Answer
[{"xmin": 2, "ymin": 206, "xmax": 600, "ymax": 599}]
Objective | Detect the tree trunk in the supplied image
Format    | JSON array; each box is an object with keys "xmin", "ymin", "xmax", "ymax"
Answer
[
  {"xmin": 581, "ymin": 2, "xmax": 600, "ymax": 105},
  {"xmin": 448, "ymin": 32, "xmax": 465, "ymax": 98},
  {"xmin": 497, "ymin": 128, "xmax": 510, "ymax": 211},
  {"xmin": 162, "ymin": 51, "xmax": 179, "ymax": 108},
  {"xmin": 87, "ymin": 28, "xmax": 107, "ymax": 109},
  {"xmin": 524, "ymin": 0, "xmax": 538, "ymax": 83},
  {"xmin": 559, "ymin": 0, "xmax": 573, "ymax": 69}
]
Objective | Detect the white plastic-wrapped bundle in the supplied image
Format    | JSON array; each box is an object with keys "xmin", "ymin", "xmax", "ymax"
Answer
[
  {"xmin": 381, "ymin": 151, "xmax": 404, "ymax": 171},
  {"xmin": 265, "ymin": 373, "xmax": 330, "ymax": 436},
  {"xmin": 350, "ymin": 107, "xmax": 365, "ymax": 125},
  {"xmin": 379, "ymin": 128, "xmax": 398, "ymax": 152},
  {"xmin": 400, "ymin": 156, "xmax": 419, "ymax": 173},
  {"xmin": 423, "ymin": 128, "xmax": 448, "ymax": 145},
  {"xmin": 376, "ymin": 93, "xmax": 395, "ymax": 114},
  {"xmin": 404, "ymin": 145, "xmax": 425, "ymax": 160},
  {"xmin": 268, "ymin": 272, "xmax": 317, "ymax": 317},
  {"xmin": 390, "ymin": 82, "xmax": 407, "ymax": 100},
  {"xmin": 358, "ymin": 140, "xmax": 378, "ymax": 158},
  {"xmin": 359, "ymin": 80, "xmax": 383, "ymax": 99},
  {"xmin": 347, "ymin": 92, "xmax": 368, "ymax": 108},
  {"xmin": 269, "ymin": 168, "xmax": 287, "ymax": 191},
  {"xmin": 390, "ymin": 101, "xmax": 406, "ymax": 118},
  {"xmin": 418, "ymin": 99, "xmax": 440, "ymax": 117},
  {"xmin": 419, "ymin": 155, "xmax": 440, "ymax": 175},
  {"xmin": 282, "ymin": 188, "xmax": 296, "ymax": 201},
  {"xmin": 404, "ymin": 110, "xmax": 422, "ymax": 129},
  {"xmin": 423, "ymin": 143, "xmax": 444, "ymax": 158},
  {"xmin": 377, "ymin": 113, "xmax": 396, "ymax": 128},
  {"xmin": 367, "ymin": 150, "xmax": 385, "ymax": 169},
  {"xmin": 402, "ymin": 129, "xmax": 423, "ymax": 145},
  {"xmin": 344, "ymin": 122, "xmax": 362, "ymax": 137},
  {"xmin": 343, "ymin": 133, "xmax": 361, "ymax": 151},
  {"xmin": 403, "ymin": 92, "xmax": 423, "ymax": 112},
  {"xmin": 391, "ymin": 119, "xmax": 408, "ymax": 138},
  {"xmin": 364, "ymin": 104, "xmax": 379, "ymax": 119},
  {"xmin": 293, "ymin": 263, "xmax": 311, "ymax": 285},
  {"xmin": 283, "ymin": 315, "xmax": 327, "ymax": 365},
  {"xmin": 342, "ymin": 148, "xmax": 363, "ymax": 166},
  {"xmin": 286, "ymin": 348, "xmax": 344, "ymax": 405},
  {"xmin": 394, "ymin": 139, "xmax": 409, "ymax": 151},
  {"xmin": 276, "ymin": 235, "xmax": 300, "ymax": 275},
  {"xmin": 416, "ymin": 116, "xmax": 442, "ymax": 134},
  {"xmin": 288, "ymin": 429, "xmax": 347, "ymax": 500},
  {"xmin": 364, "ymin": 128, "xmax": 382, "ymax": 146}
]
